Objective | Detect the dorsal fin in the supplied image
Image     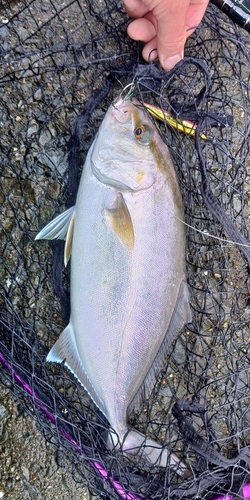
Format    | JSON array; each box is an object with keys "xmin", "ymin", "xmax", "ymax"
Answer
[{"xmin": 128, "ymin": 280, "xmax": 192, "ymax": 414}]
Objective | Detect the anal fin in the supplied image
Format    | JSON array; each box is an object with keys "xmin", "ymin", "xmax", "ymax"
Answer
[{"xmin": 46, "ymin": 324, "xmax": 107, "ymax": 418}]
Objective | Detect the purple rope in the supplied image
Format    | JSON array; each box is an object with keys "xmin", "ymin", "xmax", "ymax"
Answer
[
  {"xmin": 212, "ymin": 483, "xmax": 250, "ymax": 500},
  {"xmin": 0, "ymin": 351, "xmax": 145, "ymax": 500},
  {"xmin": 1, "ymin": 350, "xmax": 250, "ymax": 500}
]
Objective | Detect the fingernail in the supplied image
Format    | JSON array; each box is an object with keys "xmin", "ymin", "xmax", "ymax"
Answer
[
  {"xmin": 148, "ymin": 48, "xmax": 158, "ymax": 62},
  {"xmin": 163, "ymin": 53, "xmax": 183, "ymax": 71},
  {"xmin": 186, "ymin": 25, "xmax": 198, "ymax": 32}
]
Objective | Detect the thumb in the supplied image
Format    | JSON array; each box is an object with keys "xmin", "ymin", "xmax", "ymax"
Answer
[{"xmin": 153, "ymin": 0, "xmax": 190, "ymax": 71}]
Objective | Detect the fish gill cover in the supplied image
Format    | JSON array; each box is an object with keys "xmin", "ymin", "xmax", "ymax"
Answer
[{"xmin": 1, "ymin": 0, "xmax": 250, "ymax": 498}]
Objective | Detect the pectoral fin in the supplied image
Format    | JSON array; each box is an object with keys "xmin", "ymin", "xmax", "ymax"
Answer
[{"xmin": 105, "ymin": 192, "xmax": 134, "ymax": 250}]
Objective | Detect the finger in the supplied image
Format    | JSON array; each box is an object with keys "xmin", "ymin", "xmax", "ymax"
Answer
[
  {"xmin": 186, "ymin": 0, "xmax": 209, "ymax": 32},
  {"xmin": 127, "ymin": 17, "xmax": 156, "ymax": 42},
  {"xmin": 122, "ymin": 0, "xmax": 142, "ymax": 11},
  {"xmin": 152, "ymin": 0, "xmax": 190, "ymax": 70},
  {"xmin": 123, "ymin": 0, "xmax": 149, "ymax": 18},
  {"xmin": 141, "ymin": 37, "xmax": 158, "ymax": 63}
]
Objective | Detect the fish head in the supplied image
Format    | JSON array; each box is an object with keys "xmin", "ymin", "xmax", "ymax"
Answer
[{"xmin": 91, "ymin": 97, "xmax": 172, "ymax": 192}]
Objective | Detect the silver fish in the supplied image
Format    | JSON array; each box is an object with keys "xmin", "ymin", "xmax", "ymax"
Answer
[{"xmin": 36, "ymin": 96, "xmax": 191, "ymax": 470}]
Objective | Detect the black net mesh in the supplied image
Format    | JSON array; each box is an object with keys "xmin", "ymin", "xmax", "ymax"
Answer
[{"xmin": 1, "ymin": 1, "xmax": 250, "ymax": 498}]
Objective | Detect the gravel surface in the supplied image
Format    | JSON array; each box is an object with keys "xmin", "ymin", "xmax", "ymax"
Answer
[
  {"xmin": 0, "ymin": 386, "xmax": 98, "ymax": 500},
  {"xmin": 0, "ymin": 385, "xmax": 99, "ymax": 500}
]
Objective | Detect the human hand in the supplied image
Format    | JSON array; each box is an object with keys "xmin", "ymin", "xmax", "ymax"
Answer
[{"xmin": 123, "ymin": 0, "xmax": 209, "ymax": 71}]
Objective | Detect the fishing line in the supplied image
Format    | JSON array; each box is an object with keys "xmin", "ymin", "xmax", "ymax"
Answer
[
  {"xmin": 195, "ymin": 118, "xmax": 250, "ymax": 273},
  {"xmin": 174, "ymin": 215, "xmax": 250, "ymax": 249}
]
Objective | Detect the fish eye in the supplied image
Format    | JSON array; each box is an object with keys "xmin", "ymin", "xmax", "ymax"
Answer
[
  {"xmin": 134, "ymin": 125, "xmax": 145, "ymax": 138},
  {"xmin": 134, "ymin": 123, "xmax": 152, "ymax": 144}
]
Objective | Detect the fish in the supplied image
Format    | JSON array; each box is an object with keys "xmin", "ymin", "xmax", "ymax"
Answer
[{"xmin": 35, "ymin": 95, "xmax": 192, "ymax": 471}]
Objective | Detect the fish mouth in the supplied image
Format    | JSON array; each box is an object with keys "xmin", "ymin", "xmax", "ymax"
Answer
[{"xmin": 110, "ymin": 97, "xmax": 134, "ymax": 124}]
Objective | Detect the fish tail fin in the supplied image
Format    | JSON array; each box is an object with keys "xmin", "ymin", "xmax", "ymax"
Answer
[{"xmin": 108, "ymin": 428, "xmax": 188, "ymax": 475}]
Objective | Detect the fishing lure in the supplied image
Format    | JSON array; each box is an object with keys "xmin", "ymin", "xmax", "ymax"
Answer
[
  {"xmin": 144, "ymin": 102, "xmax": 207, "ymax": 139},
  {"xmin": 120, "ymin": 82, "xmax": 207, "ymax": 139}
]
